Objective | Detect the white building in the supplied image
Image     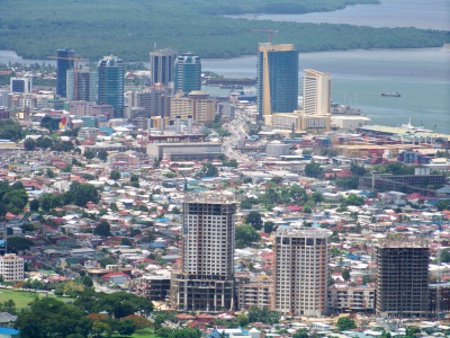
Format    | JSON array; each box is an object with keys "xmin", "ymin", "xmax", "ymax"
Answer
[
  {"xmin": 274, "ymin": 228, "xmax": 330, "ymax": 317},
  {"xmin": 303, "ymin": 69, "xmax": 330, "ymax": 115},
  {"xmin": 10, "ymin": 77, "xmax": 32, "ymax": 93},
  {"xmin": 0, "ymin": 254, "xmax": 24, "ymax": 282}
]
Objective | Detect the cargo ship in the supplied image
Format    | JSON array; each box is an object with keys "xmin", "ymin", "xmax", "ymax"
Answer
[{"xmin": 381, "ymin": 92, "xmax": 401, "ymax": 97}]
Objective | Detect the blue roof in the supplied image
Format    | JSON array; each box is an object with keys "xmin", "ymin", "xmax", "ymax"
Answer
[{"xmin": 0, "ymin": 327, "xmax": 19, "ymax": 334}]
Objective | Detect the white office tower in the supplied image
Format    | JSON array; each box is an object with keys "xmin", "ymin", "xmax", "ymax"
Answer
[
  {"xmin": 303, "ymin": 69, "xmax": 331, "ymax": 115},
  {"xmin": 274, "ymin": 228, "xmax": 330, "ymax": 317},
  {"xmin": 171, "ymin": 194, "xmax": 236, "ymax": 311}
]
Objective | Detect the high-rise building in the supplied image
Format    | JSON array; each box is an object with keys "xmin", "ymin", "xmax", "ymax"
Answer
[
  {"xmin": 376, "ymin": 239, "xmax": 430, "ymax": 317},
  {"xmin": 10, "ymin": 77, "xmax": 32, "ymax": 93},
  {"xmin": 97, "ymin": 55, "xmax": 125, "ymax": 118},
  {"xmin": 257, "ymin": 43, "xmax": 299, "ymax": 120},
  {"xmin": 0, "ymin": 254, "xmax": 24, "ymax": 282},
  {"xmin": 150, "ymin": 48, "xmax": 177, "ymax": 85},
  {"xmin": 174, "ymin": 52, "xmax": 201, "ymax": 94},
  {"xmin": 274, "ymin": 228, "xmax": 329, "ymax": 317},
  {"xmin": 303, "ymin": 69, "xmax": 331, "ymax": 115},
  {"xmin": 171, "ymin": 194, "xmax": 236, "ymax": 311},
  {"xmin": 67, "ymin": 67, "xmax": 98, "ymax": 102},
  {"xmin": 56, "ymin": 48, "xmax": 75, "ymax": 98}
]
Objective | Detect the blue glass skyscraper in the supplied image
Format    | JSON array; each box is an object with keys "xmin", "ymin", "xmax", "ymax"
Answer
[
  {"xmin": 97, "ymin": 55, "xmax": 124, "ymax": 118},
  {"xmin": 56, "ymin": 48, "xmax": 75, "ymax": 98},
  {"xmin": 257, "ymin": 44, "xmax": 299, "ymax": 119}
]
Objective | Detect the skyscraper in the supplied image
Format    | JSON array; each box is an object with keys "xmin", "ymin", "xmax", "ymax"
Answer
[
  {"xmin": 97, "ymin": 55, "xmax": 124, "ymax": 118},
  {"xmin": 174, "ymin": 52, "xmax": 201, "ymax": 94},
  {"xmin": 56, "ymin": 48, "xmax": 75, "ymax": 98},
  {"xmin": 257, "ymin": 43, "xmax": 299, "ymax": 119},
  {"xmin": 66, "ymin": 67, "xmax": 98, "ymax": 102},
  {"xmin": 171, "ymin": 194, "xmax": 236, "ymax": 311},
  {"xmin": 150, "ymin": 48, "xmax": 177, "ymax": 85},
  {"xmin": 303, "ymin": 69, "xmax": 331, "ymax": 115},
  {"xmin": 376, "ymin": 239, "xmax": 430, "ymax": 317},
  {"xmin": 274, "ymin": 228, "xmax": 329, "ymax": 317}
]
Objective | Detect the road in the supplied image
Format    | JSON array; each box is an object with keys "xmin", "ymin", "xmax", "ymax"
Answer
[{"xmin": 223, "ymin": 115, "xmax": 250, "ymax": 162}]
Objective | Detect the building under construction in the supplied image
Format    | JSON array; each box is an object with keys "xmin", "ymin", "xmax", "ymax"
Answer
[
  {"xmin": 171, "ymin": 194, "xmax": 236, "ymax": 311},
  {"xmin": 376, "ymin": 238, "xmax": 430, "ymax": 318}
]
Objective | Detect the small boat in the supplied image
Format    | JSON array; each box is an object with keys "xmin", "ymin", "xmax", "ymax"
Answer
[{"xmin": 381, "ymin": 92, "xmax": 401, "ymax": 97}]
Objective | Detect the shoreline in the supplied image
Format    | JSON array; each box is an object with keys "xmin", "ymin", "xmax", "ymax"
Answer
[{"xmin": 1, "ymin": 45, "xmax": 449, "ymax": 64}]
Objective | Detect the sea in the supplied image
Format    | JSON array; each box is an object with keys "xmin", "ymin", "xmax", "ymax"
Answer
[{"xmin": 0, "ymin": 0, "xmax": 449, "ymax": 132}]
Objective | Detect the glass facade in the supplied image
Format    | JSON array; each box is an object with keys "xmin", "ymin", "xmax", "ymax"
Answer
[
  {"xmin": 257, "ymin": 45, "xmax": 299, "ymax": 118},
  {"xmin": 97, "ymin": 55, "xmax": 124, "ymax": 118}
]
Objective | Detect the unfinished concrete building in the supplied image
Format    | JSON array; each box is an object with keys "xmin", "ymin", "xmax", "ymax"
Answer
[
  {"xmin": 171, "ymin": 194, "xmax": 236, "ymax": 311},
  {"xmin": 376, "ymin": 239, "xmax": 430, "ymax": 318}
]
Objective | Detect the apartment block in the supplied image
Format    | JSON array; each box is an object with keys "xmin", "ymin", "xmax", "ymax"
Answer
[
  {"xmin": 0, "ymin": 254, "xmax": 24, "ymax": 282},
  {"xmin": 274, "ymin": 228, "xmax": 329, "ymax": 317}
]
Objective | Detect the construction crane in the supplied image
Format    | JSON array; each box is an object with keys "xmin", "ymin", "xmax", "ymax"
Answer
[
  {"xmin": 48, "ymin": 54, "xmax": 88, "ymax": 99},
  {"xmin": 251, "ymin": 28, "xmax": 279, "ymax": 44}
]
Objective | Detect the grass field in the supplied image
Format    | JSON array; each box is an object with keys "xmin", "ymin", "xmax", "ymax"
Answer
[
  {"xmin": 0, "ymin": 288, "xmax": 72, "ymax": 309},
  {"xmin": 110, "ymin": 328, "xmax": 160, "ymax": 338}
]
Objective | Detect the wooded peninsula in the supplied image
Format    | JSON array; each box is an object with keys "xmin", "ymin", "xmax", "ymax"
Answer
[{"xmin": 1, "ymin": 0, "xmax": 449, "ymax": 61}]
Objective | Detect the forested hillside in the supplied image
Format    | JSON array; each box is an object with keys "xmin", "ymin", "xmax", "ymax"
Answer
[{"xmin": 0, "ymin": 0, "xmax": 449, "ymax": 61}]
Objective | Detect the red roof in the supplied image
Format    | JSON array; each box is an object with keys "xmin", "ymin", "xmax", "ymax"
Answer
[{"xmin": 102, "ymin": 271, "xmax": 130, "ymax": 279}]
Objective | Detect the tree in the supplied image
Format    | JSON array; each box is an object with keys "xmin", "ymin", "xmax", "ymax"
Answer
[
  {"xmin": 65, "ymin": 182, "xmax": 100, "ymax": 207},
  {"xmin": 0, "ymin": 120, "xmax": 24, "ymax": 141},
  {"xmin": 204, "ymin": 163, "xmax": 219, "ymax": 177},
  {"xmin": 342, "ymin": 269, "xmax": 351, "ymax": 281},
  {"xmin": 110, "ymin": 169, "xmax": 121, "ymax": 181},
  {"xmin": 336, "ymin": 316, "xmax": 356, "ymax": 331},
  {"xmin": 94, "ymin": 221, "xmax": 111, "ymax": 237},
  {"xmin": 15, "ymin": 298, "xmax": 93, "ymax": 338},
  {"xmin": 91, "ymin": 321, "xmax": 112, "ymax": 338},
  {"xmin": 81, "ymin": 276, "xmax": 94, "ymax": 288},
  {"xmin": 110, "ymin": 202, "xmax": 118, "ymax": 212},
  {"xmin": 441, "ymin": 249, "xmax": 450, "ymax": 263},
  {"xmin": 342, "ymin": 193, "xmax": 365, "ymax": 206},
  {"xmin": 46, "ymin": 168, "xmax": 56, "ymax": 178},
  {"xmin": 0, "ymin": 180, "xmax": 28, "ymax": 216},
  {"xmin": 247, "ymin": 307, "xmax": 280, "ymax": 325},
  {"xmin": 263, "ymin": 221, "xmax": 275, "ymax": 234},
  {"xmin": 121, "ymin": 238, "xmax": 132, "ymax": 246},
  {"xmin": 170, "ymin": 328, "xmax": 201, "ymax": 338},
  {"xmin": 97, "ymin": 150, "xmax": 108, "ymax": 162},
  {"xmin": 29, "ymin": 199, "xmax": 39, "ymax": 212},
  {"xmin": 6, "ymin": 237, "xmax": 34, "ymax": 253},
  {"xmin": 293, "ymin": 329, "xmax": 309, "ymax": 338},
  {"xmin": 117, "ymin": 318, "xmax": 136, "ymax": 336},
  {"xmin": 304, "ymin": 161, "xmax": 323, "ymax": 178},
  {"xmin": 235, "ymin": 224, "xmax": 261, "ymax": 248},
  {"xmin": 24, "ymin": 138, "xmax": 36, "ymax": 151},
  {"xmin": 245, "ymin": 211, "xmax": 263, "ymax": 230},
  {"xmin": 84, "ymin": 150, "xmax": 95, "ymax": 160},
  {"xmin": 236, "ymin": 313, "xmax": 249, "ymax": 327}
]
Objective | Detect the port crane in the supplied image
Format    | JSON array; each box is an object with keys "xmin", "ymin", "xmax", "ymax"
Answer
[{"xmin": 48, "ymin": 54, "xmax": 88, "ymax": 99}]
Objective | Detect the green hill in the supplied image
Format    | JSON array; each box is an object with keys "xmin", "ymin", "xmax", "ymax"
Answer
[{"xmin": 0, "ymin": 0, "xmax": 449, "ymax": 61}]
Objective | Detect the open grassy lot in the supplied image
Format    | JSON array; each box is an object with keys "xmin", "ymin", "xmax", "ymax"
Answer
[{"xmin": 0, "ymin": 288, "xmax": 72, "ymax": 309}]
